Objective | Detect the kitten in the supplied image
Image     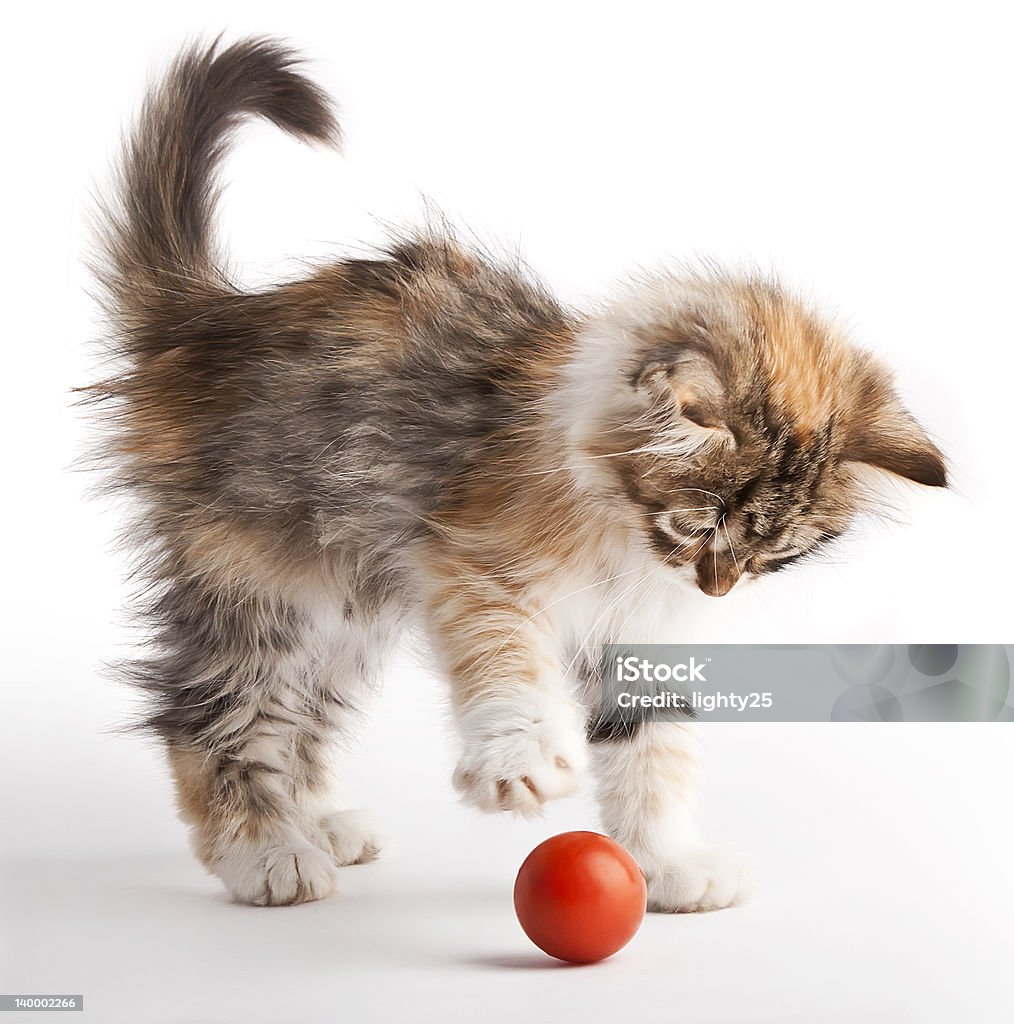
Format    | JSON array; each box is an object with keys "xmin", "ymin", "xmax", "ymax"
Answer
[{"xmin": 89, "ymin": 38, "xmax": 946, "ymax": 909}]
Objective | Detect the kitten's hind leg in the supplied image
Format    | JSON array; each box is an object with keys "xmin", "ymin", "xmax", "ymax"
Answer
[
  {"xmin": 154, "ymin": 582, "xmax": 391, "ymax": 906},
  {"xmin": 169, "ymin": 745, "xmax": 342, "ymax": 906}
]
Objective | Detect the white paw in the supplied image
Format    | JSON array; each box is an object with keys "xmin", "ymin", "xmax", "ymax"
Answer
[
  {"xmin": 453, "ymin": 692, "xmax": 588, "ymax": 817},
  {"xmin": 213, "ymin": 836, "xmax": 341, "ymax": 907},
  {"xmin": 644, "ymin": 845, "xmax": 754, "ymax": 913},
  {"xmin": 319, "ymin": 809, "xmax": 384, "ymax": 866}
]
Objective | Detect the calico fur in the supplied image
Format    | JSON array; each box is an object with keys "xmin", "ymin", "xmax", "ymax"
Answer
[{"xmin": 87, "ymin": 38, "xmax": 946, "ymax": 908}]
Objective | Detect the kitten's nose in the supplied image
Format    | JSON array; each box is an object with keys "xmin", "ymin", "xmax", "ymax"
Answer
[{"xmin": 695, "ymin": 551, "xmax": 741, "ymax": 597}]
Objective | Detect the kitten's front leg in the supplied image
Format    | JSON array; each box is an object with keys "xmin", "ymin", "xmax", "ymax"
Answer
[
  {"xmin": 451, "ymin": 682, "xmax": 589, "ymax": 817},
  {"xmin": 591, "ymin": 722, "xmax": 753, "ymax": 912},
  {"xmin": 423, "ymin": 572, "xmax": 588, "ymax": 817}
]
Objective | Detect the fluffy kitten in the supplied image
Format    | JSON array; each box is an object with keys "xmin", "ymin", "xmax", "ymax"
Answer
[{"xmin": 89, "ymin": 38, "xmax": 946, "ymax": 908}]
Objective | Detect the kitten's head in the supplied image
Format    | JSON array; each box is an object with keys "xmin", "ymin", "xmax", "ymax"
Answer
[{"xmin": 564, "ymin": 272, "xmax": 946, "ymax": 596}]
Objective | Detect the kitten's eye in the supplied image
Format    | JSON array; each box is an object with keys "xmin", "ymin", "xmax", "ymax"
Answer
[
  {"xmin": 761, "ymin": 550, "xmax": 806, "ymax": 573},
  {"xmin": 768, "ymin": 544, "xmax": 802, "ymax": 558},
  {"xmin": 668, "ymin": 512, "xmax": 716, "ymax": 535}
]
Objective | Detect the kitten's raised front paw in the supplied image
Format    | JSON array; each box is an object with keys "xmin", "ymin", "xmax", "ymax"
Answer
[
  {"xmin": 319, "ymin": 809, "xmax": 384, "ymax": 866},
  {"xmin": 644, "ymin": 845, "xmax": 754, "ymax": 913},
  {"xmin": 452, "ymin": 693, "xmax": 588, "ymax": 817},
  {"xmin": 213, "ymin": 835, "xmax": 341, "ymax": 907}
]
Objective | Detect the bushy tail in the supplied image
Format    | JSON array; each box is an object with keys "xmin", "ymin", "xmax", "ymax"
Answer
[{"xmin": 96, "ymin": 36, "xmax": 339, "ymax": 337}]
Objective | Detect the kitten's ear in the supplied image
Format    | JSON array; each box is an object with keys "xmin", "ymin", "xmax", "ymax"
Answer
[
  {"xmin": 843, "ymin": 383, "xmax": 947, "ymax": 487},
  {"xmin": 636, "ymin": 349, "xmax": 734, "ymax": 450}
]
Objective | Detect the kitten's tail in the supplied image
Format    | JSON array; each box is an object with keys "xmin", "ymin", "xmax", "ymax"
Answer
[{"xmin": 95, "ymin": 36, "xmax": 339, "ymax": 337}]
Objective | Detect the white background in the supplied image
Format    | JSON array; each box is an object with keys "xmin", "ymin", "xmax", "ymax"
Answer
[{"xmin": 2, "ymin": 2, "xmax": 1012, "ymax": 1022}]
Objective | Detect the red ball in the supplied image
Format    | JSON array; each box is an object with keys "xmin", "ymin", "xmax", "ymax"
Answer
[{"xmin": 513, "ymin": 831, "xmax": 647, "ymax": 963}]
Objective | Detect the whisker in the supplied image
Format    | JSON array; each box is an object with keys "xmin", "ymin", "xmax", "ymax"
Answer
[
  {"xmin": 632, "ymin": 506, "xmax": 720, "ymax": 518},
  {"xmin": 610, "ymin": 537, "xmax": 701, "ymax": 642},
  {"xmin": 480, "ymin": 556, "xmax": 665, "ymax": 669},
  {"xmin": 721, "ymin": 514, "xmax": 741, "ymax": 577},
  {"xmin": 563, "ymin": 531, "xmax": 710, "ymax": 678},
  {"xmin": 676, "ymin": 487, "xmax": 727, "ymax": 506},
  {"xmin": 581, "ymin": 445, "xmax": 669, "ymax": 462},
  {"xmin": 562, "ymin": 566, "xmax": 661, "ymax": 681}
]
